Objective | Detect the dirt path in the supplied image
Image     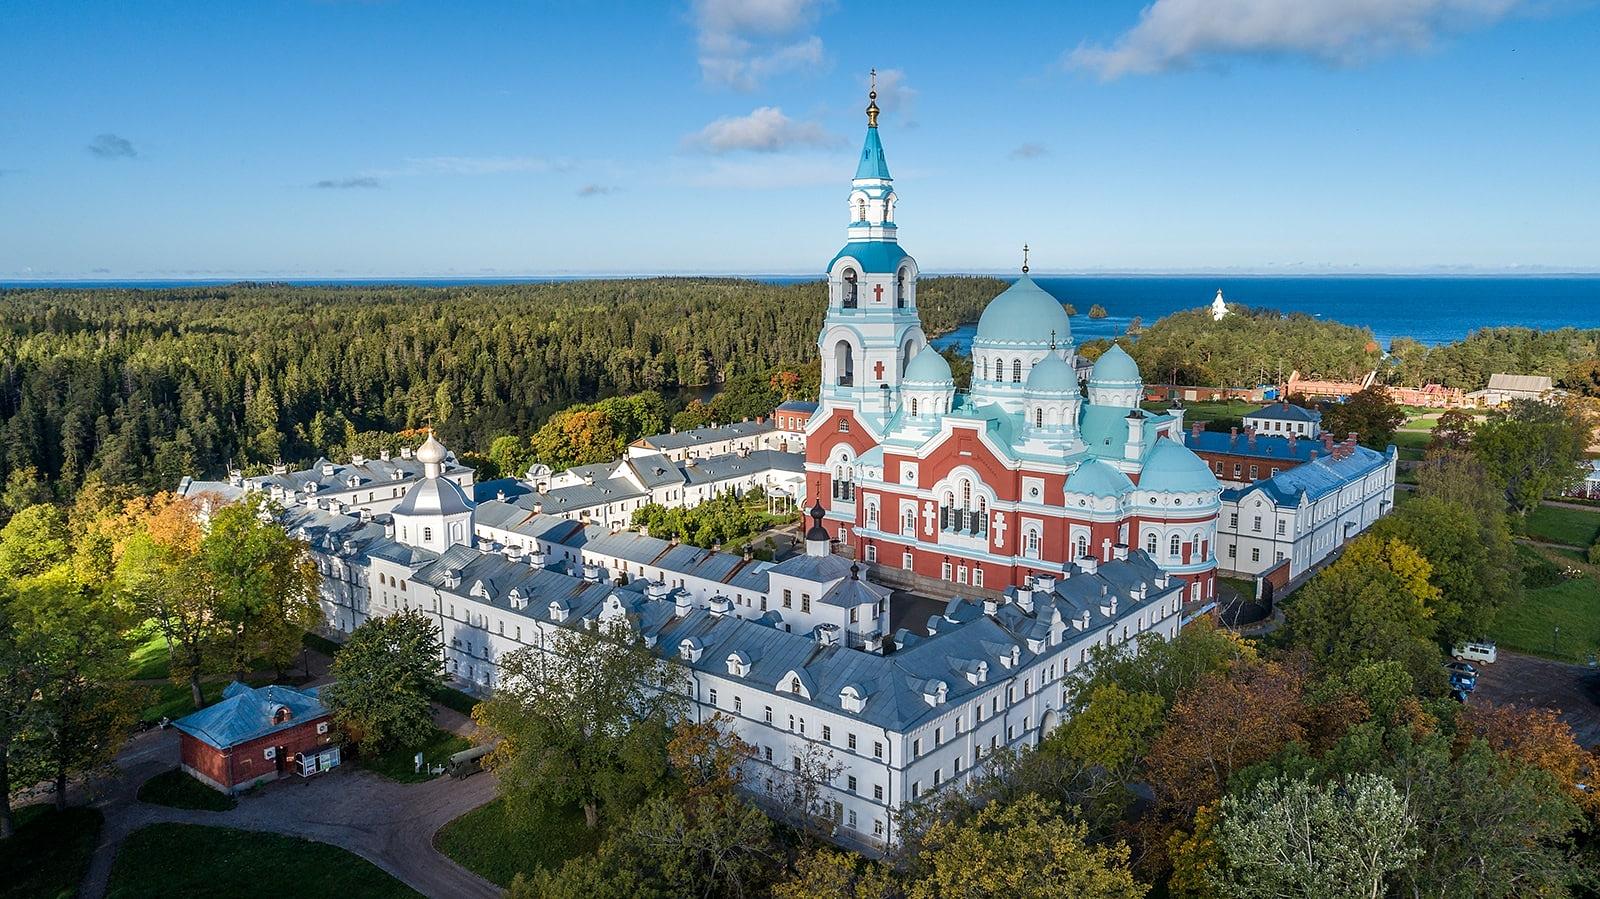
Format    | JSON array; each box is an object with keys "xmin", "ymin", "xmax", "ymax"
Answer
[{"xmin": 78, "ymin": 692, "xmax": 500, "ymax": 899}]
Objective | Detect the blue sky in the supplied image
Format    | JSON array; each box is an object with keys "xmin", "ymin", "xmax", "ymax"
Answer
[{"xmin": 3, "ymin": 0, "xmax": 1597, "ymax": 278}]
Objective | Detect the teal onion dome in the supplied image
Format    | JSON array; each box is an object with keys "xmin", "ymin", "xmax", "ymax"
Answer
[
  {"xmin": 1090, "ymin": 344, "xmax": 1141, "ymax": 385},
  {"xmin": 974, "ymin": 276, "xmax": 1072, "ymax": 346},
  {"xmin": 1137, "ymin": 438, "xmax": 1220, "ymax": 494},
  {"xmin": 903, "ymin": 346, "xmax": 953, "ymax": 384},
  {"xmin": 1024, "ymin": 352, "xmax": 1077, "ymax": 395}
]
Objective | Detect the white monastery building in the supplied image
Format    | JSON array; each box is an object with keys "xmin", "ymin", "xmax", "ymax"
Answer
[{"xmin": 178, "ymin": 86, "xmax": 1400, "ymax": 851}]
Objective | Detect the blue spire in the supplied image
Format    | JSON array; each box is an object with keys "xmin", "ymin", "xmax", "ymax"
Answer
[
  {"xmin": 855, "ymin": 125, "xmax": 892, "ymax": 181},
  {"xmin": 855, "ymin": 74, "xmax": 891, "ymax": 181}
]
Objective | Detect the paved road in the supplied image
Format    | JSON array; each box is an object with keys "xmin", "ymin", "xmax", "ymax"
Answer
[
  {"xmin": 77, "ymin": 693, "xmax": 501, "ymax": 899},
  {"xmin": 1473, "ymin": 651, "xmax": 1600, "ymax": 749}
]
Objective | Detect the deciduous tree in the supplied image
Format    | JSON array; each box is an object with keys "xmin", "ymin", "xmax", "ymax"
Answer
[
  {"xmin": 907, "ymin": 794, "xmax": 1145, "ymax": 899},
  {"xmin": 1319, "ymin": 385, "xmax": 1406, "ymax": 448},
  {"xmin": 1472, "ymin": 398, "xmax": 1591, "ymax": 516},
  {"xmin": 474, "ymin": 619, "xmax": 687, "ymax": 829},
  {"xmin": 1210, "ymin": 773, "xmax": 1417, "ymax": 899},
  {"xmin": 321, "ymin": 609, "xmax": 445, "ymax": 754}
]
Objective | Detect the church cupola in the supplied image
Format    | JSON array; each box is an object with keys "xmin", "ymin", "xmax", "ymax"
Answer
[
  {"xmin": 818, "ymin": 71, "xmax": 927, "ymax": 418},
  {"xmin": 390, "ymin": 432, "xmax": 475, "ymax": 553},
  {"xmin": 970, "ymin": 247, "xmax": 1075, "ymax": 414},
  {"xmin": 1087, "ymin": 344, "xmax": 1144, "ymax": 409}
]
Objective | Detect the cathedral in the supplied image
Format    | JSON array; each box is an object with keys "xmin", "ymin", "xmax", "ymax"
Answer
[{"xmin": 804, "ymin": 89, "xmax": 1222, "ymax": 605}]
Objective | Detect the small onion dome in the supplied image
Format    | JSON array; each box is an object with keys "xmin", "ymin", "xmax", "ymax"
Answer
[
  {"xmin": 415, "ymin": 432, "xmax": 448, "ymax": 466},
  {"xmin": 1024, "ymin": 352, "xmax": 1077, "ymax": 396},
  {"xmin": 1089, "ymin": 344, "xmax": 1141, "ymax": 386},
  {"xmin": 903, "ymin": 346, "xmax": 953, "ymax": 385},
  {"xmin": 1138, "ymin": 438, "xmax": 1221, "ymax": 494},
  {"xmin": 974, "ymin": 275, "xmax": 1072, "ymax": 346},
  {"xmin": 806, "ymin": 500, "xmax": 830, "ymax": 542},
  {"xmin": 1064, "ymin": 457, "xmax": 1135, "ymax": 499}
]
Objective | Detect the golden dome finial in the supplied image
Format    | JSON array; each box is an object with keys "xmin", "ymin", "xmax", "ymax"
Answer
[
  {"xmin": 1022, "ymin": 243, "xmax": 1030, "ymax": 274},
  {"xmin": 866, "ymin": 68, "xmax": 880, "ymax": 127}
]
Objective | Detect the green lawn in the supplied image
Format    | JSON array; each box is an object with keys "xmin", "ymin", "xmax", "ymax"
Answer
[
  {"xmin": 0, "ymin": 805, "xmax": 104, "ymax": 899},
  {"xmin": 434, "ymin": 798, "xmax": 603, "ymax": 887},
  {"xmin": 1142, "ymin": 399, "xmax": 1258, "ymax": 421},
  {"xmin": 1522, "ymin": 504, "xmax": 1600, "ymax": 548},
  {"xmin": 106, "ymin": 823, "xmax": 420, "ymax": 899},
  {"xmin": 122, "ymin": 623, "xmax": 172, "ymax": 680},
  {"xmin": 359, "ymin": 726, "xmax": 471, "ymax": 783},
  {"xmin": 1489, "ymin": 569, "xmax": 1600, "ymax": 664},
  {"xmin": 136, "ymin": 768, "xmax": 237, "ymax": 811}
]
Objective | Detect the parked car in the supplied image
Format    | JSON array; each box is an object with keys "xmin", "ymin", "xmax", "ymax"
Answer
[
  {"xmin": 1445, "ymin": 660, "xmax": 1479, "ymax": 678},
  {"xmin": 1454, "ymin": 641, "xmax": 1497, "ymax": 664},
  {"xmin": 1450, "ymin": 672, "xmax": 1477, "ymax": 694}
]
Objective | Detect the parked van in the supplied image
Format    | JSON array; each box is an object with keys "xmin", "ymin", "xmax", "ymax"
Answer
[{"xmin": 1454, "ymin": 641, "xmax": 1498, "ymax": 664}]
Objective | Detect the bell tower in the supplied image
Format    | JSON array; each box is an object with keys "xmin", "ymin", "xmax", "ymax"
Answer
[{"xmin": 818, "ymin": 71, "xmax": 926, "ymax": 420}]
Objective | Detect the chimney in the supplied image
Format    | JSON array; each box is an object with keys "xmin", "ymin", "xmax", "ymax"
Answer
[
  {"xmin": 742, "ymin": 545, "xmax": 753, "ymax": 562},
  {"xmin": 379, "ymin": 449, "xmax": 391, "ymax": 462},
  {"xmin": 1079, "ymin": 556, "xmax": 1098, "ymax": 575},
  {"xmin": 1246, "ymin": 427, "xmax": 1257, "ymax": 450},
  {"xmin": 401, "ymin": 446, "xmax": 413, "ymax": 460},
  {"xmin": 1287, "ymin": 434, "xmax": 1297, "ymax": 453},
  {"xmin": 815, "ymin": 623, "xmax": 840, "ymax": 646},
  {"xmin": 982, "ymin": 597, "xmax": 999, "ymax": 617},
  {"xmin": 1322, "ymin": 433, "xmax": 1335, "ymax": 454},
  {"xmin": 1229, "ymin": 426, "xmax": 1239, "ymax": 444},
  {"xmin": 674, "ymin": 592, "xmax": 693, "ymax": 617},
  {"xmin": 351, "ymin": 454, "xmax": 366, "ymax": 466},
  {"xmin": 582, "ymin": 564, "xmax": 601, "ymax": 583},
  {"xmin": 1310, "ymin": 450, "xmax": 1319, "ymax": 461},
  {"xmin": 1015, "ymin": 587, "xmax": 1035, "ymax": 614},
  {"xmin": 1113, "ymin": 543, "xmax": 1129, "ymax": 561},
  {"xmin": 383, "ymin": 520, "xmax": 395, "ymax": 538},
  {"xmin": 1191, "ymin": 422, "xmax": 1203, "ymax": 439}
]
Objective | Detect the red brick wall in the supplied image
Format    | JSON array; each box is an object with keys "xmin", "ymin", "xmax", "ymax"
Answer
[{"xmin": 181, "ymin": 714, "xmax": 336, "ymax": 791}]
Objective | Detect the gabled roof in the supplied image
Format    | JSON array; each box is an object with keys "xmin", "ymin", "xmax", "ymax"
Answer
[
  {"xmin": 173, "ymin": 682, "xmax": 328, "ymax": 751},
  {"xmin": 635, "ymin": 420, "xmax": 774, "ymax": 452},
  {"xmin": 1224, "ymin": 443, "xmax": 1392, "ymax": 505},
  {"xmin": 1244, "ymin": 402, "xmax": 1322, "ymax": 424},
  {"xmin": 1487, "ymin": 373, "xmax": 1553, "ymax": 393}
]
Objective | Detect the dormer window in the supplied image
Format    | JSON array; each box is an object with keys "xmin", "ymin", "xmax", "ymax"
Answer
[
  {"xmin": 273, "ymin": 706, "xmax": 292, "ymax": 725},
  {"xmin": 790, "ymin": 678, "xmax": 801, "ymax": 695}
]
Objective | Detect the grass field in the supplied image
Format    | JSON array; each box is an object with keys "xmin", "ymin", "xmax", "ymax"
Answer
[
  {"xmin": 434, "ymin": 798, "xmax": 602, "ymax": 887},
  {"xmin": 1521, "ymin": 504, "xmax": 1600, "ymax": 548},
  {"xmin": 136, "ymin": 768, "xmax": 237, "ymax": 811},
  {"xmin": 359, "ymin": 726, "xmax": 471, "ymax": 783},
  {"xmin": 106, "ymin": 824, "xmax": 421, "ymax": 899},
  {"xmin": 122, "ymin": 624, "xmax": 172, "ymax": 680},
  {"xmin": 0, "ymin": 805, "xmax": 104, "ymax": 899},
  {"xmin": 1489, "ymin": 569, "xmax": 1600, "ymax": 664}
]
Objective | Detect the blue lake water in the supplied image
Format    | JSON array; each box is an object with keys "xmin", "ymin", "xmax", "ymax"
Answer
[
  {"xmin": 6, "ymin": 274, "xmax": 1598, "ymax": 348},
  {"xmin": 930, "ymin": 276, "xmax": 1600, "ymax": 350}
]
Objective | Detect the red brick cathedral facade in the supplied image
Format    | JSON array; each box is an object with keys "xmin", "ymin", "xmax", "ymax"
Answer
[{"xmin": 804, "ymin": 93, "xmax": 1221, "ymax": 603}]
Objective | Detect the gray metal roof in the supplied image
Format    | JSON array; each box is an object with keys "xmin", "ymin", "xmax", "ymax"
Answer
[
  {"xmin": 1245, "ymin": 402, "xmax": 1322, "ymax": 424},
  {"xmin": 636, "ymin": 419, "xmax": 775, "ymax": 452}
]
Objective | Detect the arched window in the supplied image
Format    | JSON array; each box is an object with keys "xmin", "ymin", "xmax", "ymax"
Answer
[
  {"xmin": 902, "ymin": 339, "xmax": 916, "ymax": 376},
  {"xmin": 1145, "ymin": 533, "xmax": 1157, "ymax": 555},
  {"xmin": 1012, "ymin": 359, "xmax": 1022, "ymax": 383},
  {"xmin": 1026, "ymin": 529, "xmax": 1040, "ymax": 559},
  {"xmin": 1034, "ymin": 407, "xmax": 1043, "ymax": 428},
  {"xmin": 1170, "ymin": 534, "xmax": 1182, "ymax": 558},
  {"xmin": 896, "ymin": 269, "xmax": 907, "ymax": 307},
  {"xmin": 833, "ymin": 340, "xmax": 854, "ymax": 386},
  {"xmin": 910, "ymin": 398, "xmax": 919, "ymax": 416},
  {"xmin": 981, "ymin": 358, "xmax": 990, "ymax": 380},
  {"xmin": 1077, "ymin": 534, "xmax": 1089, "ymax": 559},
  {"xmin": 857, "ymin": 199, "xmax": 867, "ymax": 222},
  {"xmin": 843, "ymin": 269, "xmax": 858, "ymax": 307},
  {"xmin": 961, "ymin": 480, "xmax": 972, "ymax": 510}
]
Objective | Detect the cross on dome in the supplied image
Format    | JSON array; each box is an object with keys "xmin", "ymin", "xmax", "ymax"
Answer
[{"xmin": 1022, "ymin": 243, "xmax": 1030, "ymax": 274}]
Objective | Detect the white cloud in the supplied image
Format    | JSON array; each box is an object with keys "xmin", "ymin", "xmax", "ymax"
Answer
[
  {"xmin": 1067, "ymin": 0, "xmax": 1522, "ymax": 79},
  {"xmin": 693, "ymin": 0, "xmax": 829, "ymax": 90},
  {"xmin": 687, "ymin": 106, "xmax": 838, "ymax": 154}
]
